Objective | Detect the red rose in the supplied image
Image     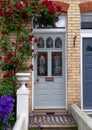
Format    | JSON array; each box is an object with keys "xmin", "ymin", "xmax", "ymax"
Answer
[
  {"xmin": 8, "ymin": 52, "xmax": 13, "ymax": 57},
  {"xmin": 3, "ymin": 73, "xmax": 9, "ymax": 79},
  {"xmin": 10, "ymin": 60, "xmax": 14, "ymax": 64},
  {"xmin": 31, "ymin": 49, "xmax": 34, "ymax": 53},
  {"xmin": 3, "ymin": 47, "xmax": 7, "ymax": 51},
  {"xmin": 18, "ymin": 45, "xmax": 23, "ymax": 50},
  {"xmin": 42, "ymin": 0, "xmax": 49, "ymax": 6},
  {"xmin": 56, "ymin": 6, "xmax": 62, "ymax": 12},
  {"xmin": 0, "ymin": 56, "xmax": 2, "ymax": 60},
  {"xmin": 30, "ymin": 64, "xmax": 33, "ymax": 71},
  {"xmin": 7, "ymin": 9, "xmax": 12, "ymax": 15},
  {"xmin": 34, "ymin": 38, "xmax": 39, "ymax": 43},
  {"xmin": 0, "ymin": 11, "xmax": 4, "ymax": 16},
  {"xmin": 34, "ymin": 7, "xmax": 39, "ymax": 12},
  {"xmin": 0, "ymin": 2, "xmax": 6, "ymax": 8},
  {"xmin": 28, "ymin": 35, "xmax": 34, "ymax": 42},
  {"xmin": 18, "ymin": 61, "xmax": 23, "ymax": 66},
  {"xmin": 42, "ymin": 0, "xmax": 52, "ymax": 6},
  {"xmin": 14, "ymin": 3, "xmax": 21, "ymax": 10},
  {"xmin": 1, "ymin": 31, "xmax": 7, "ymax": 35},
  {"xmin": 24, "ymin": 18, "xmax": 29, "ymax": 24},
  {"xmin": 48, "ymin": 5, "xmax": 56, "ymax": 14},
  {"xmin": 5, "ymin": 58, "xmax": 9, "ymax": 63},
  {"xmin": 25, "ymin": 2, "xmax": 29, "ymax": 7},
  {"xmin": 7, "ymin": 0, "xmax": 10, "ymax": 4}
]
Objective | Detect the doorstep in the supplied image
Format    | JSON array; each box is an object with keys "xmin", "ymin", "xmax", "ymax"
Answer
[
  {"xmin": 32, "ymin": 109, "xmax": 67, "ymax": 114},
  {"xmin": 29, "ymin": 113, "xmax": 78, "ymax": 130}
]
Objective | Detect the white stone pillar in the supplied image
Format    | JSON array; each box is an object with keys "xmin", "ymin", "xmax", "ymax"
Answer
[{"xmin": 16, "ymin": 73, "xmax": 30, "ymax": 130}]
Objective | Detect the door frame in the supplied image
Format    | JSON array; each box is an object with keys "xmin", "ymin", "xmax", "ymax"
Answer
[
  {"xmin": 81, "ymin": 30, "xmax": 92, "ymax": 111},
  {"xmin": 32, "ymin": 28, "xmax": 67, "ymax": 110}
]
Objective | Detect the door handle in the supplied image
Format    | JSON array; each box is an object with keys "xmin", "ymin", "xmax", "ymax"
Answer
[
  {"xmin": 34, "ymin": 78, "xmax": 39, "ymax": 85},
  {"xmin": 36, "ymin": 78, "xmax": 39, "ymax": 82}
]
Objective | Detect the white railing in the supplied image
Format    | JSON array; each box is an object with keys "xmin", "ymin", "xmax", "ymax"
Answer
[
  {"xmin": 13, "ymin": 113, "xmax": 26, "ymax": 130},
  {"xmin": 12, "ymin": 73, "xmax": 30, "ymax": 130},
  {"xmin": 71, "ymin": 104, "xmax": 92, "ymax": 130}
]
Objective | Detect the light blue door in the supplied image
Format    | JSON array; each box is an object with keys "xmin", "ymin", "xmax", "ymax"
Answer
[
  {"xmin": 34, "ymin": 33, "xmax": 66, "ymax": 109},
  {"xmin": 83, "ymin": 38, "xmax": 92, "ymax": 109}
]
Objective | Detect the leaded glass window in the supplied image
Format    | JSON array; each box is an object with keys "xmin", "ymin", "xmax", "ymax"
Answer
[
  {"xmin": 52, "ymin": 52, "xmax": 62, "ymax": 76},
  {"xmin": 55, "ymin": 37, "xmax": 62, "ymax": 48},
  {"xmin": 37, "ymin": 37, "xmax": 44, "ymax": 48},
  {"xmin": 37, "ymin": 52, "xmax": 47, "ymax": 76},
  {"xmin": 46, "ymin": 37, "xmax": 53, "ymax": 48}
]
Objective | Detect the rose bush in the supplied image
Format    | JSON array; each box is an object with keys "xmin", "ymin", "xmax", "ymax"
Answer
[{"xmin": 0, "ymin": 0, "xmax": 61, "ymax": 81}]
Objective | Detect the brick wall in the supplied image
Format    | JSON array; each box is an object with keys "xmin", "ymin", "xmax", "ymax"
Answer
[
  {"xmin": 66, "ymin": 0, "xmax": 81, "ymax": 109},
  {"xmin": 65, "ymin": 0, "xmax": 91, "ymax": 109}
]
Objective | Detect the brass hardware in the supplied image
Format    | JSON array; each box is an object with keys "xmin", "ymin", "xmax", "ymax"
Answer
[
  {"xmin": 45, "ymin": 77, "xmax": 54, "ymax": 82},
  {"xmin": 36, "ymin": 78, "xmax": 39, "ymax": 82}
]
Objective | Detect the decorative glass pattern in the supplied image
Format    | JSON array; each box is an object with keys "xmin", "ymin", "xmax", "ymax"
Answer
[
  {"xmin": 37, "ymin": 52, "xmax": 47, "ymax": 76},
  {"xmin": 55, "ymin": 37, "xmax": 62, "ymax": 48},
  {"xmin": 52, "ymin": 52, "xmax": 62, "ymax": 76},
  {"xmin": 37, "ymin": 37, "xmax": 44, "ymax": 48},
  {"xmin": 86, "ymin": 45, "xmax": 92, "ymax": 51},
  {"xmin": 46, "ymin": 37, "xmax": 53, "ymax": 48}
]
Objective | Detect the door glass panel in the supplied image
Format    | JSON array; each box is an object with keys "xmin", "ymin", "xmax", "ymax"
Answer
[
  {"xmin": 37, "ymin": 52, "xmax": 47, "ymax": 76},
  {"xmin": 52, "ymin": 52, "xmax": 62, "ymax": 76},
  {"xmin": 55, "ymin": 37, "xmax": 62, "ymax": 48},
  {"xmin": 46, "ymin": 37, "xmax": 53, "ymax": 48},
  {"xmin": 37, "ymin": 37, "xmax": 44, "ymax": 48}
]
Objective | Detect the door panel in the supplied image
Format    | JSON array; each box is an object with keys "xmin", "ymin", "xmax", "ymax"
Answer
[
  {"xmin": 34, "ymin": 33, "xmax": 66, "ymax": 109},
  {"xmin": 83, "ymin": 38, "xmax": 92, "ymax": 109}
]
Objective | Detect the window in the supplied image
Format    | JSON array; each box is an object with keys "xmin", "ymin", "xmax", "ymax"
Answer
[
  {"xmin": 33, "ymin": 15, "xmax": 66, "ymax": 29},
  {"xmin": 55, "ymin": 37, "xmax": 62, "ymax": 48},
  {"xmin": 37, "ymin": 37, "xmax": 44, "ymax": 48},
  {"xmin": 46, "ymin": 37, "xmax": 53, "ymax": 48},
  {"xmin": 81, "ymin": 13, "xmax": 92, "ymax": 29}
]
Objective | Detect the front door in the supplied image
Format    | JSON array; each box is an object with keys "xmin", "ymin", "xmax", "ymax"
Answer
[
  {"xmin": 82, "ymin": 37, "xmax": 92, "ymax": 109},
  {"xmin": 34, "ymin": 33, "xmax": 66, "ymax": 109}
]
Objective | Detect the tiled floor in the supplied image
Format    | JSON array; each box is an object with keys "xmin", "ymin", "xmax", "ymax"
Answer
[{"xmin": 29, "ymin": 113, "xmax": 77, "ymax": 129}]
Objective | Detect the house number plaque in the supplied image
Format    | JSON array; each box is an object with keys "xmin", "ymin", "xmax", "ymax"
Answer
[{"xmin": 45, "ymin": 77, "xmax": 54, "ymax": 82}]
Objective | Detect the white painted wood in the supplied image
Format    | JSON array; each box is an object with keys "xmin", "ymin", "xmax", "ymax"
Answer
[
  {"xmin": 71, "ymin": 104, "xmax": 92, "ymax": 130},
  {"xmin": 16, "ymin": 73, "xmax": 30, "ymax": 130},
  {"xmin": 34, "ymin": 33, "xmax": 66, "ymax": 109},
  {"xmin": 33, "ymin": 28, "xmax": 66, "ymax": 33},
  {"xmin": 13, "ymin": 113, "xmax": 26, "ymax": 130}
]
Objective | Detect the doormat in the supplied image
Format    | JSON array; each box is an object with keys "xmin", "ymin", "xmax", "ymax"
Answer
[{"xmin": 29, "ymin": 113, "xmax": 76, "ymax": 127}]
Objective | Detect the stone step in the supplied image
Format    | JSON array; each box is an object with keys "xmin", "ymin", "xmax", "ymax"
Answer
[
  {"xmin": 29, "ymin": 126, "xmax": 77, "ymax": 130},
  {"xmin": 29, "ymin": 113, "xmax": 78, "ymax": 130}
]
